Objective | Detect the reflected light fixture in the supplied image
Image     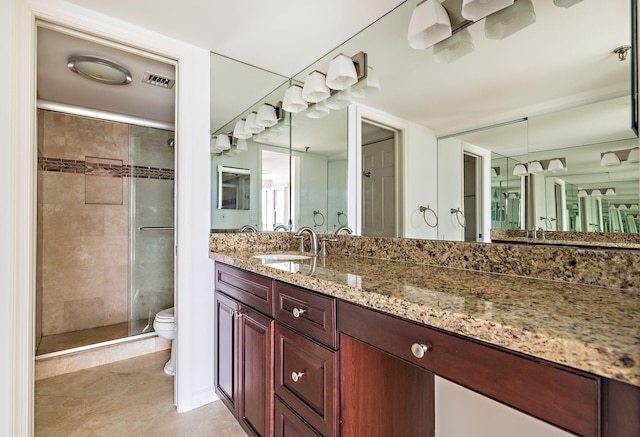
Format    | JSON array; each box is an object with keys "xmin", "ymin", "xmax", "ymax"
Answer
[
  {"xmin": 553, "ymin": 0, "xmax": 583, "ymax": 7},
  {"xmin": 591, "ymin": 189, "xmax": 603, "ymax": 197},
  {"xmin": 282, "ymin": 85, "xmax": 308, "ymax": 113},
  {"xmin": 618, "ymin": 204, "xmax": 628, "ymax": 210},
  {"xmin": 408, "ymin": 0, "xmax": 452, "ymax": 50},
  {"xmin": 326, "ymin": 54, "xmax": 358, "ymax": 90},
  {"xmin": 236, "ymin": 138, "xmax": 249, "ymax": 152},
  {"xmin": 216, "ymin": 134, "xmax": 231, "ymax": 151},
  {"xmin": 577, "ymin": 189, "xmax": 588, "ymax": 198},
  {"xmin": 302, "ymin": 71, "xmax": 330, "ymax": 103},
  {"xmin": 256, "ymin": 104, "xmax": 279, "ymax": 128},
  {"xmin": 433, "ymin": 28, "xmax": 474, "ymax": 64},
  {"xmin": 233, "ymin": 119, "xmax": 252, "ymax": 140},
  {"xmin": 605, "ymin": 188, "xmax": 616, "ymax": 196},
  {"xmin": 210, "ymin": 135, "xmax": 222, "ymax": 154},
  {"xmin": 244, "ymin": 112, "xmax": 264, "ymax": 134},
  {"xmin": 513, "ymin": 163, "xmax": 528, "ymax": 176},
  {"xmin": 548, "ymin": 158, "xmax": 567, "ymax": 172},
  {"xmin": 67, "ymin": 55, "xmax": 132, "ymax": 85},
  {"xmin": 528, "ymin": 161, "xmax": 544, "ymax": 174},
  {"xmin": 326, "ymin": 88, "xmax": 353, "ymax": 110},
  {"xmin": 627, "ymin": 147, "xmax": 639, "ymax": 163},
  {"xmin": 485, "ymin": 0, "xmax": 536, "ymax": 40},
  {"xmin": 461, "ymin": 0, "xmax": 514, "ymax": 22},
  {"xmin": 306, "ymin": 100, "xmax": 330, "ymax": 119},
  {"xmin": 351, "ymin": 66, "xmax": 381, "ymax": 98},
  {"xmin": 631, "ymin": 205, "xmax": 639, "ymax": 211},
  {"xmin": 600, "ymin": 151, "xmax": 621, "ymax": 167}
]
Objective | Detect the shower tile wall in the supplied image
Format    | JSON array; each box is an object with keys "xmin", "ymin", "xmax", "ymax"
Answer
[{"xmin": 37, "ymin": 110, "xmax": 174, "ymax": 339}]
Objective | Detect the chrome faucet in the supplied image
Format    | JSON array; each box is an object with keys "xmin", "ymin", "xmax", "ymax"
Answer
[
  {"xmin": 334, "ymin": 225, "xmax": 352, "ymax": 235},
  {"xmin": 294, "ymin": 226, "xmax": 319, "ymax": 254},
  {"xmin": 239, "ymin": 224, "xmax": 257, "ymax": 233}
]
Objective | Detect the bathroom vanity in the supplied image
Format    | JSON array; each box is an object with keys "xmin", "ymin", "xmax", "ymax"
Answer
[{"xmin": 211, "ymin": 238, "xmax": 640, "ymax": 437}]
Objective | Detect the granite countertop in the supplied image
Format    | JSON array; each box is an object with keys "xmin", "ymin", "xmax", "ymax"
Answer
[{"xmin": 209, "ymin": 249, "xmax": 640, "ymax": 387}]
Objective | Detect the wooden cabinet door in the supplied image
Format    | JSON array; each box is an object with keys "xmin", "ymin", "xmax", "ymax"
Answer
[
  {"xmin": 238, "ymin": 304, "xmax": 274, "ymax": 437},
  {"xmin": 214, "ymin": 292, "xmax": 240, "ymax": 416}
]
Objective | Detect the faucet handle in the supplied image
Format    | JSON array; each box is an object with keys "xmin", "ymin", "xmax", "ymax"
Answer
[
  {"xmin": 293, "ymin": 235, "xmax": 306, "ymax": 252},
  {"xmin": 319, "ymin": 237, "xmax": 338, "ymax": 256}
]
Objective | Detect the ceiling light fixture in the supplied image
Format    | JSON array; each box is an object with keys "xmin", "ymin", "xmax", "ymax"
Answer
[
  {"xmin": 283, "ymin": 85, "xmax": 308, "ymax": 113},
  {"xmin": 67, "ymin": 55, "xmax": 133, "ymax": 85},
  {"xmin": 302, "ymin": 71, "xmax": 331, "ymax": 103},
  {"xmin": 326, "ymin": 54, "xmax": 358, "ymax": 90},
  {"xmin": 485, "ymin": 0, "xmax": 536, "ymax": 40},
  {"xmin": 461, "ymin": 0, "xmax": 514, "ymax": 22},
  {"xmin": 408, "ymin": 0, "xmax": 452, "ymax": 50}
]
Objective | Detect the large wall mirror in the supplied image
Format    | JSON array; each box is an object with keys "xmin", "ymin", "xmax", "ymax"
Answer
[{"xmin": 211, "ymin": 0, "xmax": 639, "ymax": 246}]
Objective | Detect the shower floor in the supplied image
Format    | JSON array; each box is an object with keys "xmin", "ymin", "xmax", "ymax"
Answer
[{"xmin": 36, "ymin": 319, "xmax": 151, "ymax": 356}]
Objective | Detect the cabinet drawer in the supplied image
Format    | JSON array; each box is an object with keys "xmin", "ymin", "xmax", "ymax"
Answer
[
  {"xmin": 274, "ymin": 281, "xmax": 337, "ymax": 349},
  {"xmin": 275, "ymin": 323, "xmax": 339, "ymax": 437},
  {"xmin": 274, "ymin": 397, "xmax": 321, "ymax": 437},
  {"xmin": 338, "ymin": 301, "xmax": 600, "ymax": 437},
  {"xmin": 216, "ymin": 263, "xmax": 274, "ymax": 316}
]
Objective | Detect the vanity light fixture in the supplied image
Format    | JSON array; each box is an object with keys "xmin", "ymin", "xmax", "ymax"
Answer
[
  {"xmin": 236, "ymin": 138, "xmax": 249, "ymax": 152},
  {"xmin": 215, "ymin": 134, "xmax": 231, "ymax": 151},
  {"xmin": 627, "ymin": 147, "xmax": 639, "ymax": 163},
  {"xmin": 547, "ymin": 158, "xmax": 567, "ymax": 172},
  {"xmin": 433, "ymin": 28, "xmax": 474, "ymax": 64},
  {"xmin": 351, "ymin": 66, "xmax": 381, "ymax": 98},
  {"xmin": 605, "ymin": 188, "xmax": 616, "ymax": 196},
  {"xmin": 461, "ymin": 0, "xmax": 513, "ymax": 22},
  {"xmin": 305, "ymin": 100, "xmax": 331, "ymax": 119},
  {"xmin": 513, "ymin": 163, "xmax": 528, "ymax": 176},
  {"xmin": 485, "ymin": 0, "xmax": 536, "ymax": 40},
  {"xmin": 577, "ymin": 189, "xmax": 588, "ymax": 198},
  {"xmin": 591, "ymin": 189, "xmax": 603, "ymax": 197},
  {"xmin": 631, "ymin": 205, "xmax": 639, "ymax": 211},
  {"xmin": 528, "ymin": 161, "xmax": 544, "ymax": 174},
  {"xmin": 491, "ymin": 166, "xmax": 500, "ymax": 177},
  {"xmin": 600, "ymin": 151, "xmax": 621, "ymax": 167},
  {"xmin": 67, "ymin": 55, "xmax": 132, "ymax": 85},
  {"xmin": 326, "ymin": 54, "xmax": 358, "ymax": 90},
  {"xmin": 283, "ymin": 85, "xmax": 308, "ymax": 113},
  {"xmin": 244, "ymin": 112, "xmax": 265, "ymax": 134},
  {"xmin": 233, "ymin": 119, "xmax": 252, "ymax": 140},
  {"xmin": 408, "ymin": 0, "xmax": 452, "ymax": 50},
  {"xmin": 255, "ymin": 103, "xmax": 280, "ymax": 128},
  {"xmin": 617, "ymin": 204, "xmax": 628, "ymax": 210},
  {"xmin": 302, "ymin": 71, "xmax": 331, "ymax": 103},
  {"xmin": 210, "ymin": 135, "xmax": 223, "ymax": 154},
  {"xmin": 553, "ymin": 0, "xmax": 583, "ymax": 8},
  {"xmin": 326, "ymin": 88, "xmax": 353, "ymax": 110}
]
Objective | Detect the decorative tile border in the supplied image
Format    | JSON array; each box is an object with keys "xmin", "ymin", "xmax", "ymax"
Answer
[{"xmin": 38, "ymin": 157, "xmax": 174, "ymax": 180}]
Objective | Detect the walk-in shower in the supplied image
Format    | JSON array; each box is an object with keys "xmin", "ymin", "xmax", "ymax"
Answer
[{"xmin": 35, "ymin": 109, "xmax": 175, "ymax": 356}]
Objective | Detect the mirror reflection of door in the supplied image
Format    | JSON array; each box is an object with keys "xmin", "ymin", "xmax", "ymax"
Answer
[
  {"xmin": 463, "ymin": 152, "xmax": 482, "ymax": 242},
  {"xmin": 361, "ymin": 121, "xmax": 396, "ymax": 237},
  {"xmin": 261, "ymin": 149, "xmax": 291, "ymax": 231}
]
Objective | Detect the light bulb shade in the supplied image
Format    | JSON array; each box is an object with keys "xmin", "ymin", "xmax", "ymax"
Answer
[
  {"xmin": 408, "ymin": 0, "xmax": 452, "ymax": 50},
  {"xmin": 326, "ymin": 88, "xmax": 353, "ymax": 110},
  {"xmin": 591, "ymin": 189, "xmax": 602, "ymax": 197},
  {"xmin": 600, "ymin": 151, "xmax": 621, "ymax": 167},
  {"xmin": 244, "ymin": 112, "xmax": 265, "ymax": 134},
  {"xmin": 302, "ymin": 71, "xmax": 330, "ymax": 103},
  {"xmin": 210, "ymin": 136, "xmax": 222, "ymax": 154},
  {"xmin": 233, "ymin": 120, "xmax": 252, "ymax": 139},
  {"xmin": 577, "ymin": 189, "xmax": 588, "ymax": 198},
  {"xmin": 553, "ymin": 0, "xmax": 583, "ymax": 7},
  {"xmin": 351, "ymin": 66, "xmax": 381, "ymax": 98},
  {"xmin": 433, "ymin": 28, "xmax": 474, "ymax": 64},
  {"xmin": 547, "ymin": 158, "xmax": 567, "ymax": 172},
  {"xmin": 326, "ymin": 54, "xmax": 358, "ymax": 90},
  {"xmin": 461, "ymin": 0, "xmax": 514, "ymax": 22},
  {"xmin": 216, "ymin": 134, "xmax": 231, "ymax": 151},
  {"xmin": 485, "ymin": 0, "xmax": 536, "ymax": 40},
  {"xmin": 631, "ymin": 204, "xmax": 639, "ymax": 211},
  {"xmin": 528, "ymin": 161, "xmax": 544, "ymax": 173},
  {"xmin": 491, "ymin": 167, "xmax": 498, "ymax": 178},
  {"xmin": 236, "ymin": 138, "xmax": 249, "ymax": 152},
  {"xmin": 627, "ymin": 147, "xmax": 639, "ymax": 163},
  {"xmin": 256, "ymin": 104, "xmax": 278, "ymax": 128},
  {"xmin": 282, "ymin": 85, "xmax": 308, "ymax": 113},
  {"xmin": 306, "ymin": 100, "xmax": 330, "ymax": 119},
  {"xmin": 513, "ymin": 163, "xmax": 528, "ymax": 176},
  {"xmin": 605, "ymin": 188, "xmax": 616, "ymax": 196},
  {"xmin": 618, "ymin": 204, "xmax": 628, "ymax": 210}
]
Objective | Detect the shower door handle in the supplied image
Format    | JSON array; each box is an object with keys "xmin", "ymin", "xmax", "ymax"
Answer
[{"xmin": 138, "ymin": 226, "xmax": 175, "ymax": 231}]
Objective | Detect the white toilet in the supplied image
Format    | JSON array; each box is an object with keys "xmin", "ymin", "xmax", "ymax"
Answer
[{"xmin": 153, "ymin": 307, "xmax": 175, "ymax": 376}]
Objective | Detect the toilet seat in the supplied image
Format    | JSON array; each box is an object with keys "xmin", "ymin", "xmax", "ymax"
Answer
[{"xmin": 155, "ymin": 307, "xmax": 174, "ymax": 322}]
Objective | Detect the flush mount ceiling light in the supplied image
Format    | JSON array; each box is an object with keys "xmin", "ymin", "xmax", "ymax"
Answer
[
  {"xmin": 554, "ymin": 0, "xmax": 583, "ymax": 7},
  {"xmin": 67, "ymin": 55, "xmax": 132, "ymax": 85},
  {"xmin": 461, "ymin": 0, "xmax": 513, "ymax": 22},
  {"xmin": 528, "ymin": 161, "xmax": 544, "ymax": 174},
  {"xmin": 408, "ymin": 0, "xmax": 452, "ymax": 50},
  {"xmin": 302, "ymin": 71, "xmax": 331, "ymax": 103},
  {"xmin": 547, "ymin": 158, "xmax": 567, "ymax": 172},
  {"xmin": 244, "ymin": 112, "xmax": 265, "ymax": 134},
  {"xmin": 326, "ymin": 54, "xmax": 358, "ymax": 90},
  {"xmin": 256, "ymin": 104, "xmax": 279, "ymax": 128},
  {"xmin": 233, "ymin": 119, "xmax": 252, "ymax": 140},
  {"xmin": 283, "ymin": 85, "xmax": 308, "ymax": 113},
  {"xmin": 485, "ymin": 0, "xmax": 536, "ymax": 40},
  {"xmin": 600, "ymin": 151, "xmax": 621, "ymax": 167},
  {"xmin": 433, "ymin": 28, "xmax": 474, "ymax": 64},
  {"xmin": 513, "ymin": 163, "xmax": 528, "ymax": 176}
]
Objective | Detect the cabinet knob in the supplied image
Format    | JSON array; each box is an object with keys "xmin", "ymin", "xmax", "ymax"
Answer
[
  {"xmin": 411, "ymin": 343, "xmax": 431, "ymax": 359},
  {"xmin": 291, "ymin": 371, "xmax": 306, "ymax": 383},
  {"xmin": 292, "ymin": 308, "xmax": 306, "ymax": 318}
]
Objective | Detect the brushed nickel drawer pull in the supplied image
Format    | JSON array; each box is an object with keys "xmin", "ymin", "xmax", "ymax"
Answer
[
  {"xmin": 292, "ymin": 308, "xmax": 306, "ymax": 318},
  {"xmin": 411, "ymin": 343, "xmax": 431, "ymax": 359},
  {"xmin": 291, "ymin": 371, "xmax": 306, "ymax": 382}
]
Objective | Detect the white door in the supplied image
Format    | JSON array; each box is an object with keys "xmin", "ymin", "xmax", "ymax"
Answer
[{"xmin": 362, "ymin": 136, "xmax": 395, "ymax": 237}]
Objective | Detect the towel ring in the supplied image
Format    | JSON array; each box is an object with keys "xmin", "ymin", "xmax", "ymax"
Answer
[
  {"xmin": 337, "ymin": 211, "xmax": 348, "ymax": 226},
  {"xmin": 419, "ymin": 205, "xmax": 438, "ymax": 228},
  {"xmin": 313, "ymin": 210, "xmax": 325, "ymax": 227},
  {"xmin": 450, "ymin": 208, "xmax": 466, "ymax": 228}
]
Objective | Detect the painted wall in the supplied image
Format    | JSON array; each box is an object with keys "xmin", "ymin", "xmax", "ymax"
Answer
[{"xmin": 294, "ymin": 150, "xmax": 329, "ymax": 231}]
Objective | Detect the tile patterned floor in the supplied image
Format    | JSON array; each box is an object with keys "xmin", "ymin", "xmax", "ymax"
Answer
[{"xmin": 35, "ymin": 350, "xmax": 247, "ymax": 436}]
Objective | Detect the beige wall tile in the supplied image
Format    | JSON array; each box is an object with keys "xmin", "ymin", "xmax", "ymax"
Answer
[
  {"xmin": 64, "ymin": 298, "xmax": 104, "ymax": 332},
  {"xmin": 63, "ymin": 265, "xmax": 105, "ymax": 302},
  {"xmin": 103, "ymin": 264, "xmax": 129, "ymax": 325}
]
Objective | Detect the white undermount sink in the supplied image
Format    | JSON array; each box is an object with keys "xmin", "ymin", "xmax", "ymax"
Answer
[{"xmin": 253, "ymin": 253, "xmax": 311, "ymax": 262}]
